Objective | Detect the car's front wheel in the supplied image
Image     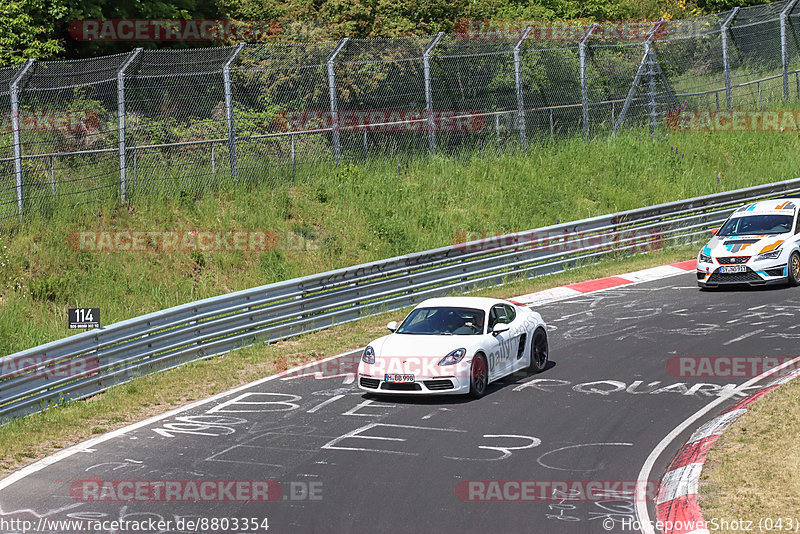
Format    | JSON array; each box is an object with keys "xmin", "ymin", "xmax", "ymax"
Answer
[
  {"xmin": 469, "ymin": 354, "xmax": 488, "ymax": 398},
  {"xmin": 529, "ymin": 328, "xmax": 549, "ymax": 373},
  {"xmin": 789, "ymin": 252, "xmax": 800, "ymax": 287}
]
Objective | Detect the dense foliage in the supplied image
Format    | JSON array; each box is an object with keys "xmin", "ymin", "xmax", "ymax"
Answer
[{"xmin": 0, "ymin": 0, "xmax": 773, "ymax": 64}]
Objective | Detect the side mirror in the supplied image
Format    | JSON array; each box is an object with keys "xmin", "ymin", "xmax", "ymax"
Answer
[
  {"xmin": 387, "ymin": 321, "xmax": 398, "ymax": 332},
  {"xmin": 710, "ymin": 227, "xmax": 719, "ymax": 236},
  {"xmin": 492, "ymin": 322, "xmax": 510, "ymax": 335}
]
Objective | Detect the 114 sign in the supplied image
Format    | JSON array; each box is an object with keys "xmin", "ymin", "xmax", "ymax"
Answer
[{"xmin": 69, "ymin": 308, "xmax": 100, "ymax": 329}]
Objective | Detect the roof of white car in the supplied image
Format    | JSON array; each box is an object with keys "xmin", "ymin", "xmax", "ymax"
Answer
[
  {"xmin": 414, "ymin": 296, "xmax": 513, "ymax": 310},
  {"xmin": 733, "ymin": 199, "xmax": 798, "ymax": 215}
]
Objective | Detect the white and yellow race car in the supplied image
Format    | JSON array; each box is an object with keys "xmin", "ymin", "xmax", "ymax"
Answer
[{"xmin": 697, "ymin": 199, "xmax": 800, "ymax": 288}]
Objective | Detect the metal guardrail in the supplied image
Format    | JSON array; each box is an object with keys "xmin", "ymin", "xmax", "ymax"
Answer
[{"xmin": 3, "ymin": 177, "xmax": 800, "ymax": 423}]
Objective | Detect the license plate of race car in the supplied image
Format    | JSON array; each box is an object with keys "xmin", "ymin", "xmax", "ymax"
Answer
[
  {"xmin": 385, "ymin": 374, "xmax": 415, "ymax": 383},
  {"xmin": 720, "ymin": 265, "xmax": 747, "ymax": 273}
]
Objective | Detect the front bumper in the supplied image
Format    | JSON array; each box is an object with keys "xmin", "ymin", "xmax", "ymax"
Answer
[
  {"xmin": 697, "ymin": 264, "xmax": 787, "ymax": 287},
  {"xmin": 357, "ymin": 372, "xmax": 471, "ymax": 395}
]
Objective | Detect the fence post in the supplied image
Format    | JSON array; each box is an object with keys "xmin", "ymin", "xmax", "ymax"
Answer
[
  {"xmin": 645, "ymin": 23, "xmax": 666, "ymax": 137},
  {"xmin": 424, "ymin": 32, "xmax": 445, "ymax": 155},
  {"xmin": 782, "ymin": 0, "xmax": 800, "ymax": 100},
  {"xmin": 580, "ymin": 24, "xmax": 598, "ymax": 141},
  {"xmin": 291, "ymin": 134, "xmax": 296, "ymax": 177},
  {"xmin": 9, "ymin": 59, "xmax": 36, "ymax": 219},
  {"xmin": 494, "ymin": 113, "xmax": 500, "ymax": 154},
  {"xmin": 116, "ymin": 48, "xmax": 141, "ymax": 204},
  {"xmin": 721, "ymin": 8, "xmax": 739, "ymax": 109},
  {"xmin": 50, "ymin": 155, "xmax": 55, "ymax": 197},
  {"xmin": 223, "ymin": 43, "xmax": 245, "ymax": 180},
  {"xmin": 613, "ymin": 20, "xmax": 664, "ymax": 136},
  {"xmin": 327, "ymin": 38, "xmax": 349, "ymax": 165},
  {"xmin": 514, "ymin": 27, "xmax": 533, "ymax": 149}
]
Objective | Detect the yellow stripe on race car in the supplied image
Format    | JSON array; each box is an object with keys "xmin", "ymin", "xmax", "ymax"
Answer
[{"xmin": 758, "ymin": 240, "xmax": 784, "ymax": 254}]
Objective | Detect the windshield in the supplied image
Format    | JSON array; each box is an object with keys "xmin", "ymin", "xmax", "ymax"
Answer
[
  {"xmin": 396, "ymin": 307, "xmax": 485, "ymax": 335},
  {"xmin": 717, "ymin": 214, "xmax": 793, "ymax": 236}
]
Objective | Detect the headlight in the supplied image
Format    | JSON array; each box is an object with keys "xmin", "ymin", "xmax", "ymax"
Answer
[
  {"xmin": 438, "ymin": 348, "xmax": 467, "ymax": 366},
  {"xmin": 362, "ymin": 345, "xmax": 375, "ymax": 364},
  {"xmin": 698, "ymin": 253, "xmax": 712, "ymax": 263},
  {"xmin": 756, "ymin": 249, "xmax": 782, "ymax": 261}
]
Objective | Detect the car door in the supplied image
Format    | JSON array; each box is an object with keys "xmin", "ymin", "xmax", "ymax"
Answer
[
  {"xmin": 485, "ymin": 304, "xmax": 519, "ymax": 379},
  {"xmin": 503, "ymin": 304, "xmax": 529, "ymax": 373}
]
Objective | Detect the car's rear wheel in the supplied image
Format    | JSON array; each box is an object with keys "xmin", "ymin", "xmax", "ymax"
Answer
[
  {"xmin": 789, "ymin": 252, "xmax": 800, "ymax": 287},
  {"xmin": 529, "ymin": 328, "xmax": 549, "ymax": 373},
  {"xmin": 469, "ymin": 354, "xmax": 488, "ymax": 398}
]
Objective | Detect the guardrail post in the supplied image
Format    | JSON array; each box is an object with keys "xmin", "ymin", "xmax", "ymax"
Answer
[
  {"xmin": 223, "ymin": 43, "xmax": 245, "ymax": 181},
  {"xmin": 424, "ymin": 33, "xmax": 445, "ymax": 155},
  {"xmin": 613, "ymin": 20, "xmax": 663, "ymax": 137},
  {"xmin": 514, "ymin": 27, "xmax": 533, "ymax": 149},
  {"xmin": 781, "ymin": 0, "xmax": 800, "ymax": 100},
  {"xmin": 580, "ymin": 24, "xmax": 598, "ymax": 141},
  {"xmin": 327, "ymin": 38, "xmax": 349, "ymax": 165},
  {"xmin": 10, "ymin": 59, "xmax": 35, "ymax": 218},
  {"xmin": 117, "ymin": 48, "xmax": 141, "ymax": 204},
  {"xmin": 721, "ymin": 8, "xmax": 739, "ymax": 109}
]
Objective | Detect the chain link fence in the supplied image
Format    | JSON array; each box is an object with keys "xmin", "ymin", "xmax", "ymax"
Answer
[{"xmin": 2, "ymin": 0, "xmax": 800, "ymax": 223}]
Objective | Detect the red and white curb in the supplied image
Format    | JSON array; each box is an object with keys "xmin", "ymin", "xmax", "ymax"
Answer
[
  {"xmin": 508, "ymin": 260, "xmax": 696, "ymax": 306},
  {"xmin": 654, "ymin": 368, "xmax": 800, "ymax": 534}
]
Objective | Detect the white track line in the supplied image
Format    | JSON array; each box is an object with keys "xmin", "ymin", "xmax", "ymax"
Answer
[{"xmin": 635, "ymin": 354, "xmax": 800, "ymax": 534}]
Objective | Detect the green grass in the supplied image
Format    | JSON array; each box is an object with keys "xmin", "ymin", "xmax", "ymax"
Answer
[
  {"xmin": 1, "ymin": 126, "xmax": 799, "ymax": 357},
  {"xmin": 700, "ymin": 377, "xmax": 800, "ymax": 532}
]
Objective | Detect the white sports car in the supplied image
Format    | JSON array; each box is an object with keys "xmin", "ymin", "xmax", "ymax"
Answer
[
  {"xmin": 357, "ymin": 296, "xmax": 548, "ymax": 397},
  {"xmin": 697, "ymin": 198, "xmax": 800, "ymax": 288}
]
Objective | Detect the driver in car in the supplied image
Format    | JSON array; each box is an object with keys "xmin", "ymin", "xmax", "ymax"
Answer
[{"xmin": 452, "ymin": 312, "xmax": 482, "ymax": 335}]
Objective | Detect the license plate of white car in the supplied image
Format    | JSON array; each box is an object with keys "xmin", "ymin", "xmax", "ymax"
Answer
[
  {"xmin": 720, "ymin": 265, "xmax": 746, "ymax": 273},
  {"xmin": 385, "ymin": 374, "xmax": 415, "ymax": 383}
]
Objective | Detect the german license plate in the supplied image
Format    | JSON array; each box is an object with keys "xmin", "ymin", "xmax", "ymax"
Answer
[
  {"xmin": 385, "ymin": 374, "xmax": 415, "ymax": 383},
  {"xmin": 720, "ymin": 265, "xmax": 746, "ymax": 273}
]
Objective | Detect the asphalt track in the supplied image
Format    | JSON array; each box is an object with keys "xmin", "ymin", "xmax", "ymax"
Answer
[{"xmin": 1, "ymin": 272, "xmax": 799, "ymax": 534}]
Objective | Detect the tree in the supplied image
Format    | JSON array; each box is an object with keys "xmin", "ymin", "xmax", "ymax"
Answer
[{"xmin": 0, "ymin": 0, "xmax": 66, "ymax": 65}]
